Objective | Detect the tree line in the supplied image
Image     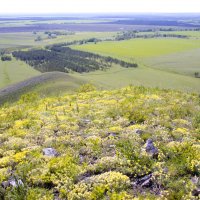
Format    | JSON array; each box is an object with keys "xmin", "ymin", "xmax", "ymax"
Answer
[
  {"xmin": 46, "ymin": 37, "xmax": 102, "ymax": 49},
  {"xmin": 12, "ymin": 46, "xmax": 137, "ymax": 73},
  {"xmin": 194, "ymin": 72, "xmax": 200, "ymax": 78},
  {"xmin": 115, "ymin": 31, "xmax": 188, "ymax": 41}
]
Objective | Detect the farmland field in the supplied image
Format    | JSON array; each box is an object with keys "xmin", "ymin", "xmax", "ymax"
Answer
[
  {"xmin": 73, "ymin": 38, "xmax": 200, "ymax": 81},
  {"xmin": 72, "ymin": 64, "xmax": 200, "ymax": 92},
  {"xmin": 1, "ymin": 36, "xmax": 200, "ymax": 93},
  {"xmin": 73, "ymin": 38, "xmax": 200, "ymax": 59},
  {"xmin": 0, "ymin": 31, "xmax": 116, "ymax": 50},
  {"xmin": 145, "ymin": 48, "xmax": 200, "ymax": 76},
  {"xmin": 0, "ymin": 17, "xmax": 200, "ymax": 95}
]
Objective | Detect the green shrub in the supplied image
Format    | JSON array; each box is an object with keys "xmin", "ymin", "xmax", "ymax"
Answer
[
  {"xmin": 68, "ymin": 171, "xmax": 130, "ymax": 200},
  {"xmin": 77, "ymin": 84, "xmax": 96, "ymax": 93},
  {"xmin": 26, "ymin": 188, "xmax": 53, "ymax": 200}
]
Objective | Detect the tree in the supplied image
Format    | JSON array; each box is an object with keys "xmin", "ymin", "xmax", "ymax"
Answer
[
  {"xmin": 1, "ymin": 55, "xmax": 12, "ymax": 61},
  {"xmin": 35, "ymin": 36, "xmax": 42, "ymax": 42},
  {"xmin": 194, "ymin": 72, "xmax": 199, "ymax": 78}
]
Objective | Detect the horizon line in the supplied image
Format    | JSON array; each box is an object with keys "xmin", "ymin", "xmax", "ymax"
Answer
[{"xmin": 1, "ymin": 12, "xmax": 200, "ymax": 17}]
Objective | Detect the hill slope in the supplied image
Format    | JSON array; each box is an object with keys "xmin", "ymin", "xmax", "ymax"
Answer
[
  {"xmin": 71, "ymin": 65, "xmax": 200, "ymax": 93},
  {"xmin": 0, "ymin": 59, "xmax": 40, "ymax": 89},
  {"xmin": 0, "ymin": 86, "xmax": 199, "ymax": 199},
  {"xmin": 0, "ymin": 72, "xmax": 85, "ymax": 104}
]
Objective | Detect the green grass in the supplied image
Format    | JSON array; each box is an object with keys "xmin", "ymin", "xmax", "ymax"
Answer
[
  {"xmin": 71, "ymin": 65, "xmax": 200, "ymax": 93},
  {"xmin": 32, "ymin": 73, "xmax": 85, "ymax": 96},
  {"xmin": 144, "ymin": 48, "xmax": 200, "ymax": 77},
  {"xmin": 0, "ymin": 31, "xmax": 116, "ymax": 90},
  {"xmin": 73, "ymin": 38, "xmax": 200, "ymax": 60},
  {"xmin": 1, "ymin": 35, "xmax": 200, "ymax": 95},
  {"xmin": 0, "ymin": 32, "xmax": 116, "ymax": 50},
  {"xmin": 0, "ymin": 32, "xmax": 37, "ymax": 50},
  {"xmin": 0, "ymin": 72, "xmax": 86, "ymax": 104},
  {"xmin": 0, "ymin": 58, "xmax": 40, "ymax": 88},
  {"xmin": 72, "ymin": 38, "xmax": 200, "ymax": 92}
]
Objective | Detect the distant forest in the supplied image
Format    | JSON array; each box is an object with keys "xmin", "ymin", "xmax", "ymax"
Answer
[
  {"xmin": 12, "ymin": 46, "xmax": 137, "ymax": 73},
  {"xmin": 115, "ymin": 31, "xmax": 188, "ymax": 41},
  {"xmin": 108, "ymin": 20, "xmax": 200, "ymax": 27}
]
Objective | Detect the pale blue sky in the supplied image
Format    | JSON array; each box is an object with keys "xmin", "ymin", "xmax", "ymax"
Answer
[{"xmin": 0, "ymin": 0, "xmax": 199, "ymax": 14}]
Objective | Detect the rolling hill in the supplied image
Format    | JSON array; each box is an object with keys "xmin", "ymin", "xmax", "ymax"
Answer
[{"xmin": 0, "ymin": 72, "xmax": 85, "ymax": 104}]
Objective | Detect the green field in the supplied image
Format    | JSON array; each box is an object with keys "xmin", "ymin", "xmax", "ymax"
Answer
[
  {"xmin": 71, "ymin": 64, "xmax": 200, "ymax": 92},
  {"xmin": 0, "ymin": 58, "xmax": 40, "ymax": 88},
  {"xmin": 72, "ymin": 38, "xmax": 200, "ymax": 92},
  {"xmin": 145, "ymin": 48, "xmax": 200, "ymax": 76},
  {"xmin": 0, "ymin": 32, "xmax": 116, "ymax": 50},
  {"xmin": 0, "ymin": 31, "xmax": 116, "ymax": 90},
  {"xmin": 1, "ymin": 34, "xmax": 200, "ymax": 95},
  {"xmin": 73, "ymin": 38, "xmax": 200, "ymax": 59}
]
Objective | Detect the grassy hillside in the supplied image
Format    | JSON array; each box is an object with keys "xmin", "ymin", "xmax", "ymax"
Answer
[
  {"xmin": 145, "ymin": 48, "xmax": 200, "ymax": 77},
  {"xmin": 0, "ymin": 72, "xmax": 86, "ymax": 104},
  {"xmin": 0, "ymin": 85, "xmax": 199, "ymax": 199},
  {"xmin": 0, "ymin": 58, "xmax": 40, "ymax": 88},
  {"xmin": 71, "ymin": 65, "xmax": 200, "ymax": 93}
]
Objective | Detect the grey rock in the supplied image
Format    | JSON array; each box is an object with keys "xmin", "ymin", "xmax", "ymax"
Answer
[
  {"xmin": 108, "ymin": 132, "xmax": 117, "ymax": 137},
  {"xmin": 192, "ymin": 188, "xmax": 200, "ymax": 196},
  {"xmin": 133, "ymin": 173, "xmax": 153, "ymax": 188},
  {"xmin": 43, "ymin": 148, "xmax": 58, "ymax": 157},
  {"xmin": 125, "ymin": 121, "xmax": 136, "ymax": 127},
  {"xmin": 138, "ymin": 174, "xmax": 152, "ymax": 184},
  {"xmin": 1, "ymin": 179, "xmax": 23, "ymax": 188},
  {"xmin": 145, "ymin": 139, "xmax": 158, "ymax": 158},
  {"xmin": 81, "ymin": 119, "xmax": 91, "ymax": 124},
  {"xmin": 141, "ymin": 178, "xmax": 152, "ymax": 187},
  {"xmin": 135, "ymin": 129, "xmax": 143, "ymax": 134},
  {"xmin": 9, "ymin": 179, "xmax": 23, "ymax": 187},
  {"xmin": 1, "ymin": 181, "xmax": 9, "ymax": 188},
  {"xmin": 191, "ymin": 176, "xmax": 199, "ymax": 184},
  {"xmin": 163, "ymin": 167, "xmax": 168, "ymax": 173},
  {"xmin": 79, "ymin": 155, "xmax": 84, "ymax": 163},
  {"xmin": 53, "ymin": 189, "xmax": 61, "ymax": 200}
]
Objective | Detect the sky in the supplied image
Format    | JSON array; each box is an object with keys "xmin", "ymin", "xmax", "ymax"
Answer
[{"xmin": 0, "ymin": 0, "xmax": 199, "ymax": 14}]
